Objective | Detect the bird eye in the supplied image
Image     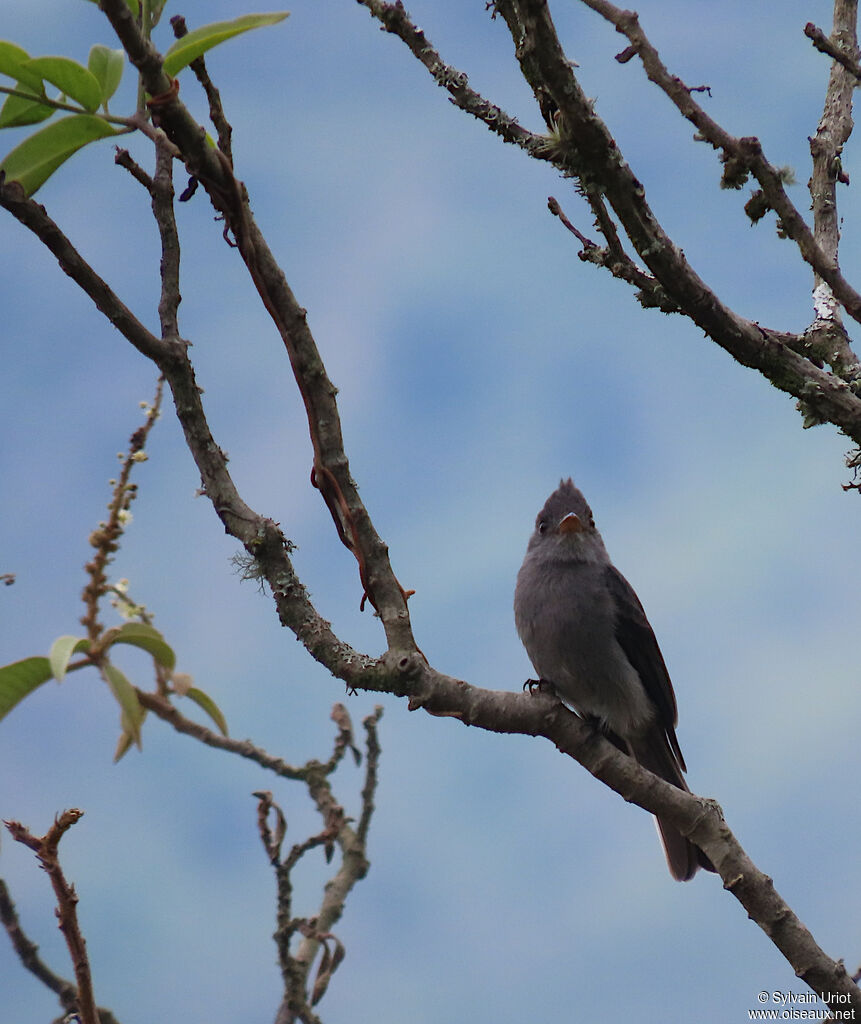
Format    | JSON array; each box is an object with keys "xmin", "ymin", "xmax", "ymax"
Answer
[{"xmin": 536, "ymin": 519, "xmax": 548, "ymax": 534}]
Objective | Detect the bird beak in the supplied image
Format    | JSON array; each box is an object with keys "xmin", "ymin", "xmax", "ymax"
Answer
[{"xmin": 558, "ymin": 512, "xmax": 584, "ymax": 534}]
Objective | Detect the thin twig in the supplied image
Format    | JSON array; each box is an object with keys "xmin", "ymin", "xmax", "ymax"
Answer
[
  {"xmin": 4, "ymin": 812, "xmax": 99, "ymax": 1024},
  {"xmin": 100, "ymin": 0, "xmax": 418, "ymax": 640},
  {"xmin": 490, "ymin": 0, "xmax": 861, "ymax": 438},
  {"xmin": 136, "ymin": 690, "xmax": 310, "ymax": 779},
  {"xmin": 359, "ymin": 1, "xmax": 861, "ymax": 436},
  {"xmin": 805, "ymin": 19, "xmax": 861, "ymax": 77},
  {"xmin": 547, "ymin": 196, "xmax": 677, "ymax": 311},
  {"xmin": 0, "ymin": 84, "xmax": 134, "ymax": 128},
  {"xmin": 245, "ymin": 709, "xmax": 380, "ymax": 1023},
  {"xmin": 0, "ymin": 176, "xmax": 371, "ymax": 688},
  {"xmin": 80, "ymin": 379, "xmax": 164, "ymax": 644},
  {"xmin": 0, "ymin": 878, "xmax": 79, "ymax": 1008},
  {"xmin": 356, "ymin": 0, "xmax": 542, "ymax": 154},
  {"xmin": 356, "ymin": 706, "xmax": 384, "ymax": 845},
  {"xmin": 114, "ymin": 147, "xmax": 153, "ymax": 189},
  {"xmin": 170, "ymin": 14, "xmax": 233, "ymax": 162},
  {"xmin": 578, "ymin": 0, "xmax": 861, "ymax": 333},
  {"xmin": 1, "ymin": 869, "xmax": 122, "ymax": 1024}
]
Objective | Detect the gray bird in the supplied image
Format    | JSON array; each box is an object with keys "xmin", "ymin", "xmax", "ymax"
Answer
[{"xmin": 514, "ymin": 478, "xmax": 712, "ymax": 881}]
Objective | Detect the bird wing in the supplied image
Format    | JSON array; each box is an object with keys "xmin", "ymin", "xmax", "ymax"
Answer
[{"xmin": 604, "ymin": 564, "xmax": 686, "ymax": 772}]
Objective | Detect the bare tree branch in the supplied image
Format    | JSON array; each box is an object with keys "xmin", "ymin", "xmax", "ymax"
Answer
[
  {"xmin": 580, "ymin": 0, "xmax": 861, "ymax": 340},
  {"xmin": 548, "ymin": 195, "xmax": 678, "ymax": 312},
  {"xmin": 3, "ymin": 3, "xmax": 859, "ymax": 1015},
  {"xmin": 137, "ymin": 690, "xmax": 383, "ymax": 1024},
  {"xmin": 4, "ymin": 812, "xmax": 100, "ymax": 1024},
  {"xmin": 806, "ymin": 18, "xmax": 861, "ymax": 78},
  {"xmin": 0, "ymin": 176, "xmax": 373, "ymax": 692},
  {"xmin": 0, "ymin": 877, "xmax": 79, "ymax": 1011},
  {"xmin": 357, "ymin": 1, "xmax": 861, "ymax": 445},
  {"xmin": 806, "ymin": 1, "xmax": 860, "ymax": 377},
  {"xmin": 133, "ymin": 646, "xmax": 861, "ymax": 1014},
  {"xmin": 498, "ymin": 0, "xmax": 861, "ymax": 422},
  {"xmin": 356, "ymin": 0, "xmax": 542, "ymax": 152},
  {"xmin": 99, "ymin": 0, "xmax": 418, "ymax": 642},
  {"xmin": 0, "ymin": 864, "xmax": 122, "ymax": 1024},
  {"xmin": 169, "ymin": 14, "xmax": 233, "ymax": 163},
  {"xmin": 0, "ymin": 181, "xmax": 171, "ymax": 365}
]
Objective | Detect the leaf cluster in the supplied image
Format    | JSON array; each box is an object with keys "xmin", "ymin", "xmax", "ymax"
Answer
[{"xmin": 0, "ymin": 8, "xmax": 287, "ymax": 194}]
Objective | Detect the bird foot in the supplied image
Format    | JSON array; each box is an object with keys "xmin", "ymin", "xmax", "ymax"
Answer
[{"xmin": 523, "ymin": 678, "xmax": 555, "ymax": 696}]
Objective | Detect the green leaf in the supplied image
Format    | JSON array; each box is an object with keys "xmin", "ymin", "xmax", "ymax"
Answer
[
  {"xmin": 0, "ymin": 41, "xmax": 45, "ymax": 92},
  {"xmin": 184, "ymin": 687, "xmax": 229, "ymax": 737},
  {"xmin": 81, "ymin": 0, "xmax": 140, "ymax": 12},
  {"xmin": 0, "ymin": 84, "xmax": 56, "ymax": 129},
  {"xmin": 107, "ymin": 622, "xmax": 176, "ymax": 670},
  {"xmin": 113, "ymin": 729, "xmax": 135, "ymax": 762},
  {"xmin": 0, "ymin": 656, "xmax": 52, "ymax": 721},
  {"xmin": 49, "ymin": 635, "xmax": 90, "ymax": 682},
  {"xmin": 0, "ymin": 114, "xmax": 118, "ymax": 195},
  {"xmin": 162, "ymin": 12, "xmax": 289, "ymax": 77},
  {"xmin": 23, "ymin": 56, "xmax": 102, "ymax": 113},
  {"xmin": 113, "ymin": 725, "xmax": 141, "ymax": 762},
  {"xmin": 103, "ymin": 662, "xmax": 144, "ymax": 748},
  {"xmin": 88, "ymin": 45, "xmax": 124, "ymax": 105}
]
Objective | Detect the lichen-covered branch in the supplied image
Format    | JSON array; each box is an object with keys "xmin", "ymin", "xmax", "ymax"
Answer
[
  {"xmin": 579, "ymin": 0, "xmax": 861, "ymax": 333},
  {"xmin": 396, "ymin": 672, "xmax": 861, "ymax": 1013},
  {"xmin": 99, "ymin": 0, "xmax": 418, "ymax": 647},
  {"xmin": 2, "ymin": 3, "xmax": 858, "ymax": 1014},
  {"xmin": 548, "ymin": 195, "xmax": 678, "ymax": 312},
  {"xmin": 0, "ymin": 176, "xmax": 372, "ymax": 690},
  {"xmin": 806, "ymin": 1, "xmax": 860, "ymax": 377},
  {"xmin": 806, "ymin": 17, "xmax": 861, "ymax": 78},
  {"xmin": 356, "ymin": 0, "xmax": 542, "ymax": 152},
  {"xmin": 499, "ymin": 0, "xmax": 861, "ymax": 422},
  {"xmin": 360, "ymin": 1, "xmax": 861, "ymax": 443}
]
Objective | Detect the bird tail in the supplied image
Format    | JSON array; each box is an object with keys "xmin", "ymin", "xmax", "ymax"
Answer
[{"xmin": 626, "ymin": 730, "xmax": 714, "ymax": 882}]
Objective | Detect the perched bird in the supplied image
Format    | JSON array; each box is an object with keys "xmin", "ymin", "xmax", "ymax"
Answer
[{"xmin": 514, "ymin": 478, "xmax": 712, "ymax": 881}]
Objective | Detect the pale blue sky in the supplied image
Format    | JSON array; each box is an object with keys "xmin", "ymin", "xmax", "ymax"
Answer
[{"xmin": 2, "ymin": 2, "xmax": 860, "ymax": 1021}]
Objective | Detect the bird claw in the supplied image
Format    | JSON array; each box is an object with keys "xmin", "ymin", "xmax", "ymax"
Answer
[{"xmin": 523, "ymin": 678, "xmax": 554, "ymax": 695}]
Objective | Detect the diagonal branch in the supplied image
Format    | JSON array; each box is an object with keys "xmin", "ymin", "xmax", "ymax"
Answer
[
  {"xmin": 356, "ymin": 0, "xmax": 542, "ymax": 153},
  {"xmin": 0, "ymin": 177, "xmax": 377, "ymax": 690},
  {"xmin": 0, "ymin": 180, "xmax": 170, "ymax": 366},
  {"xmin": 98, "ymin": 0, "xmax": 418, "ymax": 644},
  {"xmin": 396, "ymin": 670, "xmax": 861, "ymax": 1013},
  {"xmin": 548, "ymin": 195, "xmax": 678, "ymax": 312},
  {"xmin": 0, "ymin": 877, "xmax": 79, "ymax": 1010},
  {"xmin": 130, "ymin": 594, "xmax": 861, "ymax": 1014},
  {"xmin": 359, "ymin": 1, "xmax": 861, "ymax": 441},
  {"xmin": 490, "ymin": 0, "xmax": 861, "ymax": 439},
  {"xmin": 5, "ymin": 811, "xmax": 99, "ymax": 1024},
  {"xmin": 0, "ymin": 877, "xmax": 121, "ymax": 1024},
  {"xmin": 3, "ymin": 6, "xmax": 858, "ymax": 1013},
  {"xmin": 580, "ymin": 0, "xmax": 861, "ymax": 340}
]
